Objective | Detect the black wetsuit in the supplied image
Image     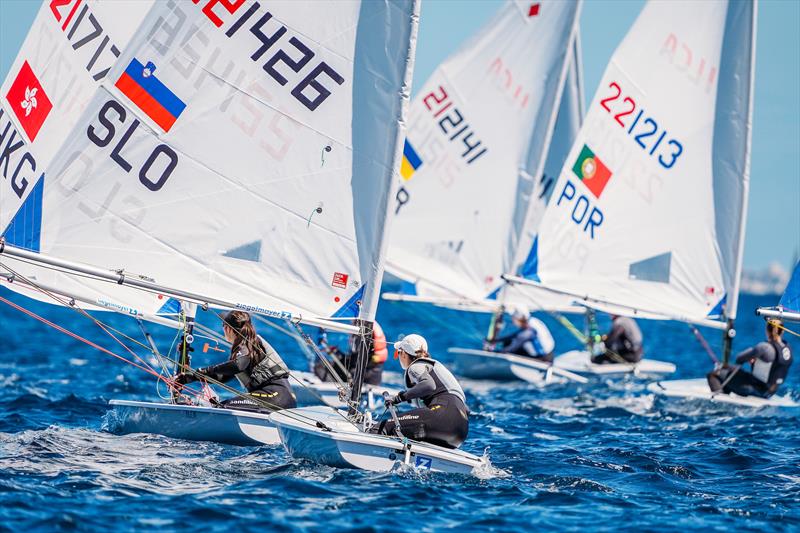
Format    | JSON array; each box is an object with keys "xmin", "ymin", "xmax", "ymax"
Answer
[
  {"xmin": 189, "ymin": 336, "xmax": 296, "ymax": 411},
  {"xmin": 374, "ymin": 358, "xmax": 469, "ymax": 449},
  {"xmin": 708, "ymin": 340, "xmax": 793, "ymax": 398},
  {"xmin": 591, "ymin": 316, "xmax": 643, "ymax": 364}
]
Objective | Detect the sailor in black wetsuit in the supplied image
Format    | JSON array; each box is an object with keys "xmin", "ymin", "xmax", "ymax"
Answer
[
  {"xmin": 707, "ymin": 319, "xmax": 793, "ymax": 398},
  {"xmin": 591, "ymin": 314, "xmax": 644, "ymax": 364},
  {"xmin": 373, "ymin": 334, "xmax": 469, "ymax": 449},
  {"xmin": 174, "ymin": 310, "xmax": 296, "ymax": 411}
]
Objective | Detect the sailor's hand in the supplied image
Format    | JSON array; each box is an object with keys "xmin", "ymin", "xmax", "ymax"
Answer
[
  {"xmin": 385, "ymin": 393, "xmax": 404, "ymax": 407},
  {"xmin": 173, "ymin": 371, "xmax": 195, "ymax": 385}
]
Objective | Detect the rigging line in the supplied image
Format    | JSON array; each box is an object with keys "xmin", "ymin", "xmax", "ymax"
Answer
[
  {"xmin": 290, "ymin": 321, "xmax": 350, "ymax": 391},
  {"xmin": 768, "ymin": 318, "xmax": 800, "ymax": 339},
  {"xmin": 0, "ymin": 263, "xmax": 163, "ymax": 354},
  {"xmin": 253, "ymin": 313, "xmax": 350, "ymax": 392},
  {"xmin": 688, "ymin": 324, "xmax": 719, "ymax": 364},
  {"xmin": 0, "ymin": 270, "xmax": 317, "ymax": 425},
  {"xmin": 0, "ymin": 262, "xmax": 166, "ymax": 376},
  {"xmin": 0, "ymin": 293, "xmax": 205, "ymax": 400}
]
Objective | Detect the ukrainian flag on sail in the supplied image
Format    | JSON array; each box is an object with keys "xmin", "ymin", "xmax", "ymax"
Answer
[
  {"xmin": 400, "ymin": 140, "xmax": 422, "ymax": 181},
  {"xmin": 115, "ymin": 59, "xmax": 186, "ymax": 133}
]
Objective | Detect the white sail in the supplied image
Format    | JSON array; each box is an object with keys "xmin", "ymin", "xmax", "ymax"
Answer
[
  {"xmin": 2, "ymin": 1, "xmax": 419, "ymax": 325},
  {"xmin": 0, "ymin": 0, "xmax": 152, "ymax": 230},
  {"xmin": 385, "ymin": 0, "xmax": 581, "ymax": 306},
  {"xmin": 0, "ymin": 0, "xmax": 175, "ymax": 317},
  {"xmin": 519, "ymin": 0, "xmax": 755, "ymax": 325}
]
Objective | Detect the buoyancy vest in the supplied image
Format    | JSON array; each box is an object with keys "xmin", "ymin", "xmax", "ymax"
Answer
[
  {"xmin": 404, "ymin": 357, "xmax": 466, "ymax": 406},
  {"xmin": 763, "ymin": 340, "xmax": 793, "ymax": 391},
  {"xmin": 236, "ymin": 336, "xmax": 290, "ymax": 391}
]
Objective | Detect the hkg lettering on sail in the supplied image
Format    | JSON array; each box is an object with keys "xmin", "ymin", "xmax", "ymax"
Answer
[
  {"xmin": 555, "ymin": 144, "xmax": 609, "ymax": 240},
  {"xmin": 0, "ymin": 108, "xmax": 39, "ymax": 200},
  {"xmin": 0, "ymin": 61, "xmax": 51, "ymax": 200}
]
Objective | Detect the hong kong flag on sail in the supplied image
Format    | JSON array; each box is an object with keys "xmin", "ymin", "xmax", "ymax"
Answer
[{"xmin": 5, "ymin": 61, "xmax": 53, "ymax": 142}]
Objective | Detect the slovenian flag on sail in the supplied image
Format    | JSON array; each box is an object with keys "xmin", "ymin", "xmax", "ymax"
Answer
[
  {"xmin": 572, "ymin": 144, "xmax": 612, "ymax": 199},
  {"xmin": 115, "ymin": 59, "xmax": 186, "ymax": 133},
  {"xmin": 400, "ymin": 140, "xmax": 422, "ymax": 181}
]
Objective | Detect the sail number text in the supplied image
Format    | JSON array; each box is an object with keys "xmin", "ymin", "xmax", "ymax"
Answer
[
  {"xmin": 192, "ymin": 0, "xmax": 344, "ymax": 112},
  {"xmin": 599, "ymin": 81, "xmax": 683, "ymax": 170}
]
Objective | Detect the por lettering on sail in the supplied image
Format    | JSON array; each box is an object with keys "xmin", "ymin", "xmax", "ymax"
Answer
[{"xmin": 555, "ymin": 144, "xmax": 608, "ymax": 240}]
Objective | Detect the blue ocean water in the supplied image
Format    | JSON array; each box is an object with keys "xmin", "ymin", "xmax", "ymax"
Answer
[{"xmin": 0, "ymin": 287, "xmax": 798, "ymax": 532}]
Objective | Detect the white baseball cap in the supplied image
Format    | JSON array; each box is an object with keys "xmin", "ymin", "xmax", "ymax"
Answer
[
  {"xmin": 511, "ymin": 305, "xmax": 530, "ymax": 321},
  {"xmin": 394, "ymin": 334, "xmax": 428, "ymax": 358}
]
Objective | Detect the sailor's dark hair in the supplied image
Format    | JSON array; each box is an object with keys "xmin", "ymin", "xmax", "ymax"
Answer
[
  {"xmin": 223, "ymin": 310, "xmax": 266, "ymax": 369},
  {"xmin": 767, "ymin": 319, "xmax": 784, "ymax": 338}
]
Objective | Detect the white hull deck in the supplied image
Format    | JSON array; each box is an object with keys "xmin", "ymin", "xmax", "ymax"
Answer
[
  {"xmin": 108, "ymin": 400, "xmax": 281, "ymax": 446},
  {"xmin": 291, "ymin": 371, "xmax": 399, "ymax": 409},
  {"xmin": 270, "ymin": 406, "xmax": 486, "ymax": 475},
  {"xmin": 553, "ymin": 350, "xmax": 676, "ymax": 376},
  {"xmin": 648, "ymin": 379, "xmax": 799, "ymax": 408},
  {"xmin": 448, "ymin": 348, "xmax": 586, "ymax": 384}
]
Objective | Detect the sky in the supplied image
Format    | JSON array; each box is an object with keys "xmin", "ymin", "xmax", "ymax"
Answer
[{"xmin": 0, "ymin": 0, "xmax": 798, "ymax": 271}]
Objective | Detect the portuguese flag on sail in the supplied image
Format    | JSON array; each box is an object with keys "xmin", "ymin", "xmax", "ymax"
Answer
[{"xmin": 572, "ymin": 144, "xmax": 612, "ymax": 198}]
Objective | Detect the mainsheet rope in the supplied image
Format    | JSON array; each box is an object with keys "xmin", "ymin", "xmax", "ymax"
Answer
[{"xmin": 0, "ymin": 262, "xmax": 331, "ymax": 427}]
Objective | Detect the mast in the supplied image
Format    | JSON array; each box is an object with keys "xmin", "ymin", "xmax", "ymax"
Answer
[
  {"xmin": 177, "ymin": 302, "xmax": 197, "ymax": 373},
  {"xmin": 348, "ymin": 319, "xmax": 374, "ymax": 417},
  {"xmin": 720, "ymin": 0, "xmax": 758, "ymax": 364}
]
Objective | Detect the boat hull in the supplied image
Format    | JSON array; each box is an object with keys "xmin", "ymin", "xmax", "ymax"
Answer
[
  {"xmin": 648, "ymin": 379, "xmax": 799, "ymax": 408},
  {"xmin": 448, "ymin": 347, "xmax": 558, "ymax": 384},
  {"xmin": 108, "ymin": 400, "xmax": 280, "ymax": 445},
  {"xmin": 270, "ymin": 406, "xmax": 485, "ymax": 474},
  {"xmin": 553, "ymin": 350, "xmax": 676, "ymax": 376}
]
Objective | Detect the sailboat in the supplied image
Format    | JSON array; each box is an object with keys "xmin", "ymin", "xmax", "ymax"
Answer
[
  {"xmin": 381, "ymin": 0, "xmax": 589, "ymax": 386},
  {"xmin": 1, "ymin": 0, "xmax": 419, "ymax": 446},
  {"xmin": 649, "ymin": 260, "xmax": 800, "ymax": 408},
  {"xmin": 504, "ymin": 1, "xmax": 766, "ymax": 385},
  {"xmin": 756, "ymin": 261, "xmax": 800, "ymax": 323}
]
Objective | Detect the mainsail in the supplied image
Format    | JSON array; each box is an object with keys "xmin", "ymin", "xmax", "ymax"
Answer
[
  {"xmin": 385, "ymin": 0, "xmax": 582, "ymax": 308},
  {"xmin": 511, "ymin": 0, "xmax": 756, "ymax": 328},
  {"xmin": 0, "ymin": 0, "xmax": 170, "ymax": 317},
  {"xmin": 1, "ymin": 0, "xmax": 419, "ymax": 329},
  {"xmin": 757, "ymin": 261, "xmax": 800, "ymax": 322}
]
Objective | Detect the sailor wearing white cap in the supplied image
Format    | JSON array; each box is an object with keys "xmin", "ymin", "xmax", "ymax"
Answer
[{"xmin": 373, "ymin": 334, "xmax": 469, "ymax": 449}]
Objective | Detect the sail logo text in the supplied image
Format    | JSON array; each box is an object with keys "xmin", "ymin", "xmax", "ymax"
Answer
[
  {"xmin": 422, "ymin": 86, "xmax": 488, "ymax": 165},
  {"xmin": 660, "ymin": 33, "xmax": 718, "ymax": 93},
  {"xmin": 234, "ymin": 303, "xmax": 292, "ymax": 320},
  {"xmin": 190, "ymin": 0, "xmax": 345, "ymax": 112},
  {"xmin": 96, "ymin": 298, "xmax": 139, "ymax": 316}
]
